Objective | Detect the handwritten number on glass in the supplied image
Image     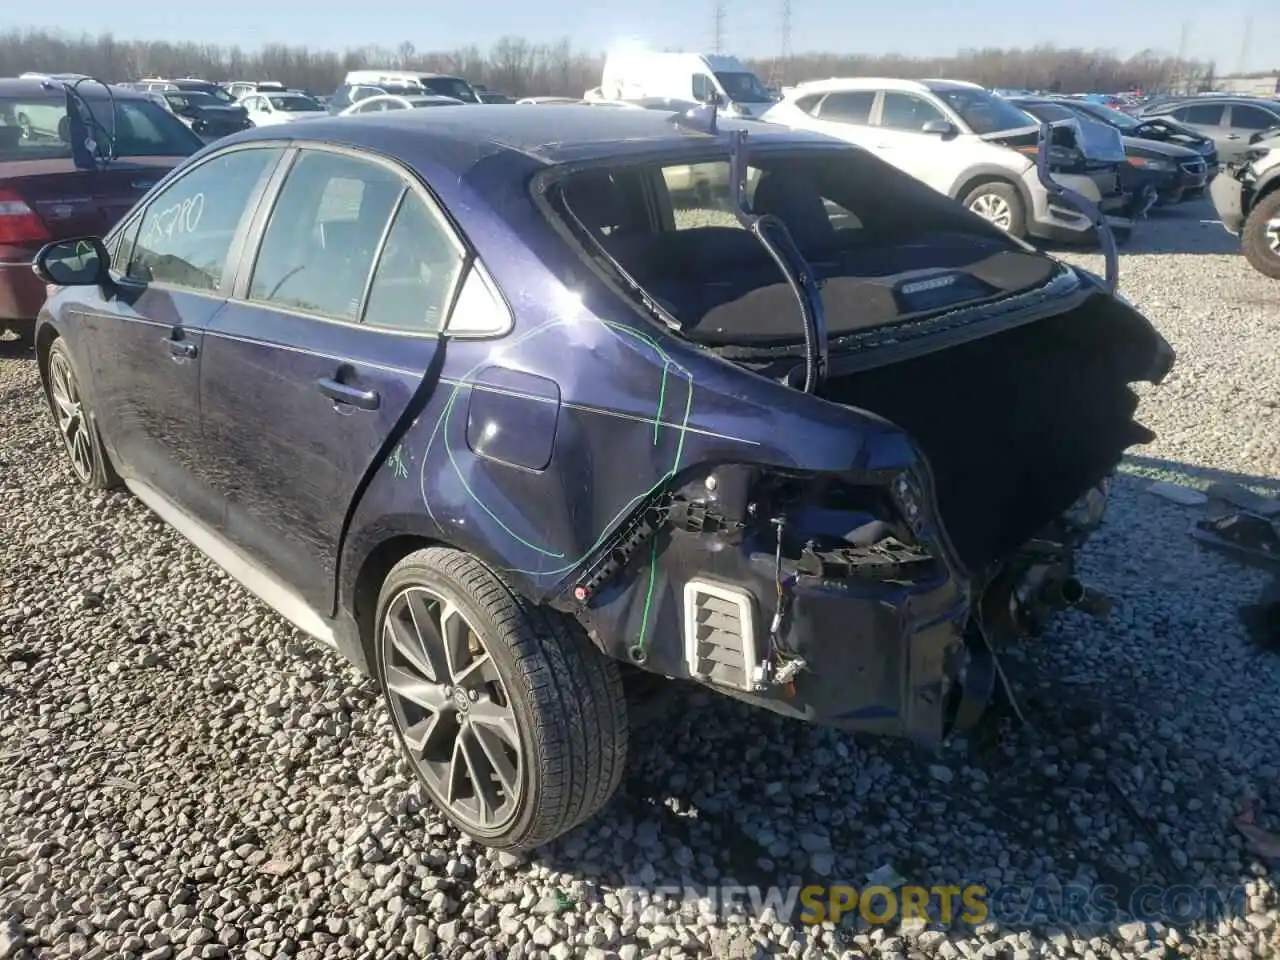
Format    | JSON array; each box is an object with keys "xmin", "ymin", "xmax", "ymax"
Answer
[{"xmin": 145, "ymin": 192, "xmax": 205, "ymax": 246}]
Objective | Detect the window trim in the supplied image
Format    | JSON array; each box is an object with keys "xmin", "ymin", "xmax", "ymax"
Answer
[
  {"xmin": 110, "ymin": 142, "xmax": 287, "ymax": 300},
  {"xmin": 228, "ymin": 140, "xmax": 508, "ymax": 340}
]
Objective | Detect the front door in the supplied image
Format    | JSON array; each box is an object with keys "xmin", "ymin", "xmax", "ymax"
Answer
[
  {"xmin": 83, "ymin": 145, "xmax": 284, "ymax": 528},
  {"xmin": 873, "ymin": 91, "xmax": 956, "ymax": 193},
  {"xmin": 1224, "ymin": 103, "xmax": 1280, "ymax": 165},
  {"xmin": 197, "ymin": 146, "xmax": 460, "ymax": 613}
]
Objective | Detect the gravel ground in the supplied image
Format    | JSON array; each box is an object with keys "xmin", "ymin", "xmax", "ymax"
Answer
[{"xmin": 2, "ymin": 197, "xmax": 1279, "ymax": 960}]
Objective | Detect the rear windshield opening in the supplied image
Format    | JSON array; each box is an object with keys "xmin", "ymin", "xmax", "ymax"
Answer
[
  {"xmin": 0, "ymin": 96, "xmax": 203, "ymax": 160},
  {"xmin": 555, "ymin": 149, "xmax": 1059, "ymax": 348}
]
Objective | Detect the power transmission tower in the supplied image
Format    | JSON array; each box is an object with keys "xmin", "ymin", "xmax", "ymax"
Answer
[
  {"xmin": 712, "ymin": 0, "xmax": 725, "ymax": 54},
  {"xmin": 778, "ymin": 0, "xmax": 793, "ymax": 83},
  {"xmin": 1174, "ymin": 20, "xmax": 1190, "ymax": 93},
  {"xmin": 1236, "ymin": 14, "xmax": 1254, "ymax": 77}
]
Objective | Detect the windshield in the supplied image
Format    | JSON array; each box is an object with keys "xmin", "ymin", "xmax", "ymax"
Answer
[
  {"xmin": 269, "ymin": 95, "xmax": 320, "ymax": 111},
  {"xmin": 0, "ymin": 96, "xmax": 203, "ymax": 160},
  {"xmin": 1073, "ymin": 101, "xmax": 1139, "ymax": 131},
  {"xmin": 714, "ymin": 71, "xmax": 774, "ymax": 104},
  {"xmin": 1016, "ymin": 101, "xmax": 1076, "ymax": 123},
  {"xmin": 420, "ymin": 77, "xmax": 478, "ymax": 102},
  {"xmin": 935, "ymin": 88, "xmax": 1036, "ymax": 135}
]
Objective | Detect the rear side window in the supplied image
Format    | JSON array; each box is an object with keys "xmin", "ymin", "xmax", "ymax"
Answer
[
  {"xmin": 126, "ymin": 148, "xmax": 281, "ymax": 291},
  {"xmin": 248, "ymin": 149, "xmax": 404, "ymax": 321},
  {"xmin": 794, "ymin": 94, "xmax": 822, "ymax": 116},
  {"xmin": 363, "ymin": 191, "xmax": 465, "ymax": 332},
  {"xmin": 816, "ymin": 91, "xmax": 875, "ymax": 124},
  {"xmin": 1177, "ymin": 103, "xmax": 1224, "ymax": 125}
]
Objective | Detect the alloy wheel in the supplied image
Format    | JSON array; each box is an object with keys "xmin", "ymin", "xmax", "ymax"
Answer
[
  {"xmin": 969, "ymin": 193, "xmax": 1014, "ymax": 231},
  {"xmin": 48, "ymin": 352, "xmax": 93, "ymax": 483},
  {"xmin": 1267, "ymin": 217, "xmax": 1280, "ymax": 257},
  {"xmin": 381, "ymin": 586, "xmax": 522, "ymax": 831}
]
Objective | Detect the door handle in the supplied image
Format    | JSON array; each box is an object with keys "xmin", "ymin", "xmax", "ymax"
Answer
[
  {"xmin": 316, "ymin": 377, "xmax": 380, "ymax": 411},
  {"xmin": 167, "ymin": 339, "xmax": 197, "ymax": 360},
  {"xmin": 1226, "ymin": 134, "xmax": 1241, "ymax": 140}
]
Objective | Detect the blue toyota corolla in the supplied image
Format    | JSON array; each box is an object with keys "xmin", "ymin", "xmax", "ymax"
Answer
[{"xmin": 32, "ymin": 104, "xmax": 1173, "ymax": 850}]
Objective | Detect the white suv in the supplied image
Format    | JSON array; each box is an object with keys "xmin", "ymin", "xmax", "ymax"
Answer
[{"xmin": 761, "ymin": 78, "xmax": 1131, "ymax": 243}]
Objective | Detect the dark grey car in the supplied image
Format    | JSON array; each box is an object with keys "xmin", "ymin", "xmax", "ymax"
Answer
[{"xmin": 1139, "ymin": 97, "xmax": 1280, "ymax": 166}]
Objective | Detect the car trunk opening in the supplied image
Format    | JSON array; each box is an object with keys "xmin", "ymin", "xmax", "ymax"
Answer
[
  {"xmin": 552, "ymin": 147, "xmax": 1166, "ymax": 573},
  {"xmin": 818, "ymin": 295, "xmax": 1164, "ymax": 572}
]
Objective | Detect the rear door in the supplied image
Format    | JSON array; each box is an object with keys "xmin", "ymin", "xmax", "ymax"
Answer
[
  {"xmin": 1171, "ymin": 102, "xmax": 1231, "ymax": 158},
  {"xmin": 196, "ymin": 145, "xmax": 461, "ymax": 613},
  {"xmin": 82, "ymin": 145, "xmax": 285, "ymax": 528}
]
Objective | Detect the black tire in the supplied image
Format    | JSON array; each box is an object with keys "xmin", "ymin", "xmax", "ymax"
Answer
[
  {"xmin": 1241, "ymin": 190, "xmax": 1280, "ymax": 280},
  {"xmin": 962, "ymin": 181, "xmax": 1027, "ymax": 239},
  {"xmin": 43, "ymin": 338, "xmax": 119, "ymax": 490},
  {"xmin": 374, "ymin": 547, "xmax": 628, "ymax": 851}
]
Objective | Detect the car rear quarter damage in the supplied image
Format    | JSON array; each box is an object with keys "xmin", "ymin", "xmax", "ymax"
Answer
[{"xmin": 339, "ymin": 130, "xmax": 1173, "ymax": 750}]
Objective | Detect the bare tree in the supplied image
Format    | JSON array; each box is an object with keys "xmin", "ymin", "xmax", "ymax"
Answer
[{"xmin": 0, "ymin": 27, "xmax": 1220, "ymax": 99}]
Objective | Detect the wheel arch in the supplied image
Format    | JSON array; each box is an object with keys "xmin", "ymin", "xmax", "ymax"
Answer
[
  {"xmin": 1252, "ymin": 167, "xmax": 1280, "ymax": 208},
  {"xmin": 347, "ymin": 531, "xmax": 448, "ymax": 662}
]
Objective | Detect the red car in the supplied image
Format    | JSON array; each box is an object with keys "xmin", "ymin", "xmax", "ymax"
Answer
[{"xmin": 1, "ymin": 76, "xmax": 204, "ymax": 346}]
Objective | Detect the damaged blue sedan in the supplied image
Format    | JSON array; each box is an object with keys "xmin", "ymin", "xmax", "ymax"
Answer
[{"xmin": 33, "ymin": 103, "xmax": 1173, "ymax": 850}]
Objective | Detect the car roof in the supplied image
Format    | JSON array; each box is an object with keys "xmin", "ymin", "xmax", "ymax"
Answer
[
  {"xmin": 788, "ymin": 77, "xmax": 984, "ymax": 96},
  {"xmin": 0, "ymin": 77, "xmax": 152, "ymax": 101},
  {"xmin": 226, "ymin": 103, "xmax": 840, "ymax": 172}
]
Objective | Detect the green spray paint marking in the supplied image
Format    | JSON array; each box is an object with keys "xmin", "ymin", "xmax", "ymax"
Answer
[
  {"xmin": 418, "ymin": 309, "xmax": 698, "ymax": 578},
  {"xmin": 388, "ymin": 444, "xmax": 409, "ymax": 480},
  {"xmin": 635, "ymin": 538, "xmax": 660, "ymax": 652},
  {"xmin": 653, "ymin": 361, "xmax": 669, "ymax": 446}
]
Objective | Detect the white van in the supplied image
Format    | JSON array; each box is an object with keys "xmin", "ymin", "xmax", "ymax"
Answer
[
  {"xmin": 598, "ymin": 52, "xmax": 776, "ymax": 119},
  {"xmin": 340, "ymin": 70, "xmax": 479, "ymax": 104}
]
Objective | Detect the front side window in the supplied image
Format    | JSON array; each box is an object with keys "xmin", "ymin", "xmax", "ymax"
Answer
[
  {"xmin": 879, "ymin": 93, "xmax": 948, "ymax": 132},
  {"xmin": 1231, "ymin": 104, "xmax": 1280, "ymax": 130},
  {"xmin": 691, "ymin": 74, "xmax": 715, "ymax": 103},
  {"xmin": 248, "ymin": 149, "xmax": 404, "ymax": 320},
  {"xmin": 816, "ymin": 91, "xmax": 875, "ymax": 124},
  {"xmin": 714, "ymin": 71, "xmax": 773, "ymax": 104},
  {"xmin": 126, "ymin": 147, "xmax": 281, "ymax": 291},
  {"xmin": 363, "ymin": 191, "xmax": 465, "ymax": 332}
]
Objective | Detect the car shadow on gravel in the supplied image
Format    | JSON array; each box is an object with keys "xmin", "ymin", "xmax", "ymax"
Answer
[
  {"xmin": 1039, "ymin": 198, "xmax": 1243, "ymax": 258},
  {"xmin": 530, "ymin": 465, "xmax": 1280, "ymax": 955}
]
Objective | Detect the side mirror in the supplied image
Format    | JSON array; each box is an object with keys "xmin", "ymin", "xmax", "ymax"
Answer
[
  {"xmin": 33, "ymin": 236, "xmax": 110, "ymax": 287},
  {"xmin": 922, "ymin": 119, "xmax": 957, "ymax": 138}
]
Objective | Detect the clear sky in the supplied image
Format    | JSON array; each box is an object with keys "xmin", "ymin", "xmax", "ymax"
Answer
[{"xmin": 25, "ymin": 1, "xmax": 1280, "ymax": 74}]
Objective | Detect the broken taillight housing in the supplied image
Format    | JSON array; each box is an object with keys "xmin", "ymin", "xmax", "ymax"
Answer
[{"xmin": 0, "ymin": 188, "xmax": 51, "ymax": 244}]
